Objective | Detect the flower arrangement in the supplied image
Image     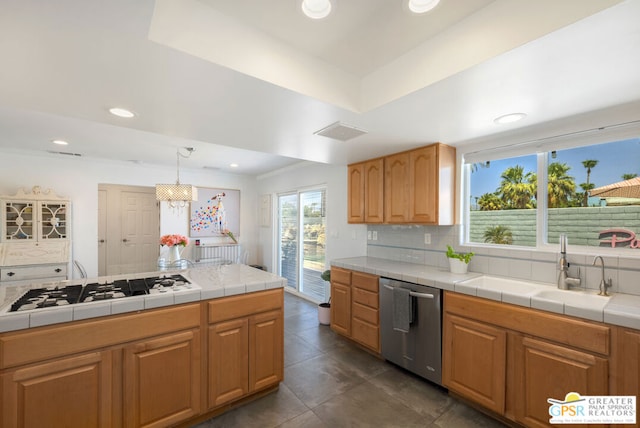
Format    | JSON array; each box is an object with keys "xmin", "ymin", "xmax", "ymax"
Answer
[
  {"xmin": 160, "ymin": 234, "xmax": 189, "ymax": 247},
  {"xmin": 223, "ymin": 229, "xmax": 238, "ymax": 244}
]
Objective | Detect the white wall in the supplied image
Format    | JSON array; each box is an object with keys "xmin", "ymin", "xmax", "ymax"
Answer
[
  {"xmin": 0, "ymin": 151, "xmax": 257, "ymax": 277},
  {"xmin": 255, "ymin": 161, "xmax": 367, "ymax": 273}
]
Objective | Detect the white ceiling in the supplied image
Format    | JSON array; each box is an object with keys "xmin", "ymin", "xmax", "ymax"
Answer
[{"xmin": 0, "ymin": 0, "xmax": 638, "ymax": 175}]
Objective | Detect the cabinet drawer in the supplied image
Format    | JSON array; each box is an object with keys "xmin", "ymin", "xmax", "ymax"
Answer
[
  {"xmin": 208, "ymin": 289, "xmax": 283, "ymax": 324},
  {"xmin": 0, "ymin": 264, "xmax": 67, "ymax": 282},
  {"xmin": 352, "ymin": 287, "xmax": 378, "ymax": 309},
  {"xmin": 331, "ymin": 267, "xmax": 351, "ymax": 285},
  {"xmin": 352, "ymin": 302, "xmax": 378, "ymax": 326},
  {"xmin": 352, "ymin": 318, "xmax": 379, "ymax": 352},
  {"xmin": 352, "ymin": 271, "xmax": 378, "ymax": 292}
]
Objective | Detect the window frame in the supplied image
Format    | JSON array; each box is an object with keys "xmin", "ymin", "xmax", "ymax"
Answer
[{"xmin": 460, "ymin": 126, "xmax": 640, "ymax": 256}]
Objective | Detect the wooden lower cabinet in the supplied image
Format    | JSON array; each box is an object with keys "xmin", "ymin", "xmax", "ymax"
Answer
[
  {"xmin": 123, "ymin": 329, "xmax": 201, "ymax": 428},
  {"xmin": 1, "ymin": 350, "xmax": 113, "ymax": 428},
  {"xmin": 330, "ymin": 281, "xmax": 351, "ymax": 336},
  {"xmin": 207, "ymin": 289, "xmax": 284, "ymax": 410},
  {"xmin": 442, "ymin": 313, "xmax": 506, "ymax": 414},
  {"xmin": 514, "ymin": 336, "xmax": 608, "ymax": 428},
  {"xmin": 443, "ymin": 291, "xmax": 611, "ymax": 428},
  {"xmin": 614, "ymin": 327, "xmax": 640, "ymax": 396},
  {"xmin": 330, "ymin": 267, "xmax": 380, "ymax": 353}
]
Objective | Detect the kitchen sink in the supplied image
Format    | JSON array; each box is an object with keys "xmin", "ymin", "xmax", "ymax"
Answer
[
  {"xmin": 532, "ymin": 288, "xmax": 611, "ymax": 309},
  {"xmin": 457, "ymin": 275, "xmax": 546, "ymax": 294}
]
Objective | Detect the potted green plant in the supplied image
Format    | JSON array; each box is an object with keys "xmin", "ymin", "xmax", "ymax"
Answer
[
  {"xmin": 446, "ymin": 245, "xmax": 474, "ymax": 274},
  {"xmin": 318, "ymin": 270, "xmax": 331, "ymax": 325}
]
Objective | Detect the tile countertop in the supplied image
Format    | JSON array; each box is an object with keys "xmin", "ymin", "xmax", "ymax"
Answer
[
  {"xmin": 0, "ymin": 264, "xmax": 286, "ymax": 333},
  {"xmin": 332, "ymin": 256, "xmax": 640, "ymax": 330}
]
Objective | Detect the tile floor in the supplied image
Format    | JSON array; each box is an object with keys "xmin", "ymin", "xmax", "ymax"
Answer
[{"xmin": 193, "ymin": 292, "xmax": 507, "ymax": 428}]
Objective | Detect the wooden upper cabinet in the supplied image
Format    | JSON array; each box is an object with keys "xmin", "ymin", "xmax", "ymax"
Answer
[
  {"xmin": 348, "ymin": 159, "xmax": 384, "ymax": 224},
  {"xmin": 408, "ymin": 144, "xmax": 456, "ymax": 225},
  {"xmin": 348, "ymin": 143, "xmax": 456, "ymax": 225},
  {"xmin": 364, "ymin": 159, "xmax": 384, "ymax": 223},
  {"xmin": 384, "ymin": 152, "xmax": 410, "ymax": 223},
  {"xmin": 347, "ymin": 163, "xmax": 364, "ymax": 223}
]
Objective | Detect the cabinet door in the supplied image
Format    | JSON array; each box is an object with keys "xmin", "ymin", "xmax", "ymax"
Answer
[
  {"xmin": 348, "ymin": 163, "xmax": 365, "ymax": 223},
  {"xmin": 364, "ymin": 159, "xmax": 384, "ymax": 223},
  {"xmin": 250, "ymin": 310, "xmax": 284, "ymax": 392},
  {"xmin": 442, "ymin": 313, "xmax": 507, "ymax": 414},
  {"xmin": 2, "ymin": 200, "xmax": 35, "ymax": 241},
  {"xmin": 514, "ymin": 336, "xmax": 608, "ymax": 428},
  {"xmin": 208, "ymin": 318, "xmax": 249, "ymax": 408},
  {"xmin": 2, "ymin": 351, "xmax": 113, "ymax": 428},
  {"xmin": 123, "ymin": 329, "xmax": 201, "ymax": 428},
  {"xmin": 384, "ymin": 152, "xmax": 410, "ymax": 223},
  {"xmin": 38, "ymin": 201, "xmax": 69, "ymax": 240},
  {"xmin": 409, "ymin": 145, "xmax": 437, "ymax": 223},
  {"xmin": 617, "ymin": 328, "xmax": 640, "ymax": 396},
  {"xmin": 331, "ymin": 282, "xmax": 351, "ymax": 337}
]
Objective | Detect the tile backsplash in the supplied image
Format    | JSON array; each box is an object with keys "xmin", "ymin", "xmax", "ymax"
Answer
[{"xmin": 366, "ymin": 225, "xmax": 640, "ymax": 297}]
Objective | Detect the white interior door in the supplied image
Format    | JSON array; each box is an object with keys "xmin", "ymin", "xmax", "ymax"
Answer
[{"xmin": 99, "ymin": 184, "xmax": 159, "ymax": 275}]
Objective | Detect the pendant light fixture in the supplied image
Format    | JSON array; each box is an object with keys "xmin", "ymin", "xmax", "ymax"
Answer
[{"xmin": 155, "ymin": 147, "xmax": 198, "ymax": 208}]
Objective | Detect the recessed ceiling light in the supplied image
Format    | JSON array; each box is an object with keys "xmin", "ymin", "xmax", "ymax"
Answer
[
  {"xmin": 494, "ymin": 113, "xmax": 527, "ymax": 125},
  {"xmin": 229, "ymin": 163, "xmax": 239, "ymax": 168},
  {"xmin": 408, "ymin": 0, "xmax": 440, "ymax": 14},
  {"xmin": 52, "ymin": 139, "xmax": 68, "ymax": 146},
  {"xmin": 301, "ymin": 0, "xmax": 332, "ymax": 19},
  {"xmin": 108, "ymin": 107, "xmax": 136, "ymax": 118}
]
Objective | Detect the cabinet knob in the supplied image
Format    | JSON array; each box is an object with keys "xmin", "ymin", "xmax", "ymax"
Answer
[
  {"xmin": 7, "ymin": 271, "xmax": 15, "ymax": 277},
  {"xmin": 122, "ymin": 238, "xmax": 129, "ymax": 243},
  {"xmin": 99, "ymin": 239, "xmax": 105, "ymax": 243},
  {"xmin": 55, "ymin": 268, "xmax": 62, "ymax": 273}
]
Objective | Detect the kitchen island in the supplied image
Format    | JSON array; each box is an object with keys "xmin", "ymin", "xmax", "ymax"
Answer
[{"xmin": 0, "ymin": 264, "xmax": 286, "ymax": 428}]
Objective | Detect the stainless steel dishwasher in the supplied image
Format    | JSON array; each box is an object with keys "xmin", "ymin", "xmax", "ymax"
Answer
[{"xmin": 379, "ymin": 277, "xmax": 442, "ymax": 385}]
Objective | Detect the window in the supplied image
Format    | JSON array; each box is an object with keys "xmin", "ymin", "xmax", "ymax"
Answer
[{"xmin": 466, "ymin": 136, "xmax": 640, "ymax": 250}]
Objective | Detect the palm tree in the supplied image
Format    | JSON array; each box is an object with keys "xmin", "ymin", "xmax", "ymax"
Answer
[
  {"xmin": 483, "ymin": 225, "xmax": 513, "ymax": 244},
  {"xmin": 497, "ymin": 165, "xmax": 536, "ymax": 209},
  {"xmin": 580, "ymin": 182, "xmax": 596, "ymax": 206},
  {"xmin": 477, "ymin": 193, "xmax": 503, "ymax": 211},
  {"xmin": 581, "ymin": 159, "xmax": 598, "ymax": 207},
  {"xmin": 547, "ymin": 162, "xmax": 575, "ymax": 208},
  {"xmin": 622, "ymin": 173, "xmax": 638, "ymax": 180}
]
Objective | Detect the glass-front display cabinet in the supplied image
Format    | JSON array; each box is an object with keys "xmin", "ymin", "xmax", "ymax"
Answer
[{"xmin": 0, "ymin": 186, "xmax": 71, "ymax": 283}]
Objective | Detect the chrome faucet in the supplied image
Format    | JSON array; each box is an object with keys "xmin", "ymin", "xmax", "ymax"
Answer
[
  {"xmin": 592, "ymin": 256, "xmax": 612, "ymax": 296},
  {"xmin": 557, "ymin": 234, "xmax": 581, "ymax": 290}
]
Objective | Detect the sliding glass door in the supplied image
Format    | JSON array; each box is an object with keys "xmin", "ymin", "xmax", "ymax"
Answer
[{"xmin": 277, "ymin": 188, "xmax": 327, "ymax": 302}]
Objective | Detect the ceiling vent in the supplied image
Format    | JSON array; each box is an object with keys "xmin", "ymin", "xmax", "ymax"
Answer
[
  {"xmin": 314, "ymin": 121, "xmax": 367, "ymax": 141},
  {"xmin": 47, "ymin": 150, "xmax": 82, "ymax": 157}
]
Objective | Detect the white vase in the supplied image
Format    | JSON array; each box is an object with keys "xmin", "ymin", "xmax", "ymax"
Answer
[
  {"xmin": 169, "ymin": 246, "xmax": 182, "ymax": 264},
  {"xmin": 448, "ymin": 258, "xmax": 469, "ymax": 274}
]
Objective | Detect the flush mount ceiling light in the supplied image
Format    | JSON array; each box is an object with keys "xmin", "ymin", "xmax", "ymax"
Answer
[
  {"xmin": 314, "ymin": 121, "xmax": 368, "ymax": 141},
  {"xmin": 408, "ymin": 0, "xmax": 440, "ymax": 14},
  {"xmin": 108, "ymin": 107, "xmax": 136, "ymax": 118},
  {"xmin": 52, "ymin": 139, "xmax": 68, "ymax": 145},
  {"xmin": 301, "ymin": 0, "xmax": 332, "ymax": 19},
  {"xmin": 494, "ymin": 112, "xmax": 527, "ymax": 125},
  {"xmin": 155, "ymin": 147, "xmax": 198, "ymax": 208},
  {"xmin": 229, "ymin": 163, "xmax": 239, "ymax": 168}
]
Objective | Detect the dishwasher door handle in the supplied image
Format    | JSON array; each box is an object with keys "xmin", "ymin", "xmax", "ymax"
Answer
[
  {"xmin": 381, "ymin": 283, "xmax": 435, "ymax": 299},
  {"xmin": 409, "ymin": 291, "xmax": 435, "ymax": 299}
]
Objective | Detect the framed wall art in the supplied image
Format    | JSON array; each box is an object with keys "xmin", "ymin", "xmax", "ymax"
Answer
[{"xmin": 189, "ymin": 188, "xmax": 240, "ymax": 238}]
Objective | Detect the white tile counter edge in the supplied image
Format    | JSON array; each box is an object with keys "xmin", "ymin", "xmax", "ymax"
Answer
[
  {"xmin": 0, "ymin": 264, "xmax": 286, "ymax": 333},
  {"xmin": 332, "ymin": 256, "xmax": 640, "ymax": 329}
]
